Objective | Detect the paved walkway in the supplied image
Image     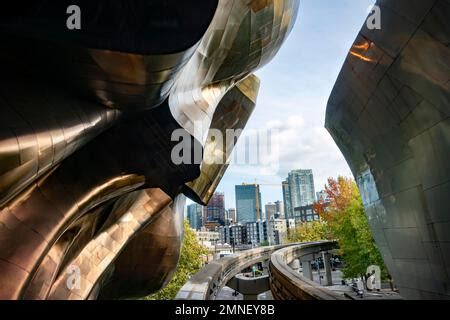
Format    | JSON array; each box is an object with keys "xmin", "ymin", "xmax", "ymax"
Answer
[
  {"xmin": 309, "ymin": 269, "xmax": 402, "ymax": 300},
  {"xmin": 216, "ymin": 269, "xmax": 401, "ymax": 300}
]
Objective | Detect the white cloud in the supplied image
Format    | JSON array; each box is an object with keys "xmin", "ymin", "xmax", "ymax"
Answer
[{"xmin": 227, "ymin": 113, "xmax": 353, "ymax": 192}]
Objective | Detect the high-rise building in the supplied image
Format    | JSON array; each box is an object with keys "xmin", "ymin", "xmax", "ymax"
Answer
[
  {"xmin": 206, "ymin": 192, "xmax": 226, "ymax": 226},
  {"xmin": 265, "ymin": 202, "xmax": 277, "ymax": 220},
  {"xmin": 218, "ymin": 225, "xmax": 247, "ymax": 246},
  {"xmin": 294, "ymin": 205, "xmax": 320, "ymax": 223},
  {"xmin": 187, "ymin": 203, "xmax": 203, "ymax": 230},
  {"xmin": 226, "ymin": 208, "xmax": 237, "ymax": 225},
  {"xmin": 275, "ymin": 200, "xmax": 284, "ymax": 217},
  {"xmin": 282, "ymin": 169, "xmax": 316, "ymax": 219},
  {"xmin": 230, "ymin": 225, "xmax": 247, "ymax": 246},
  {"xmin": 282, "ymin": 181, "xmax": 292, "ymax": 219},
  {"xmin": 245, "ymin": 220, "xmax": 268, "ymax": 246},
  {"xmin": 267, "ymin": 217, "xmax": 288, "ymax": 245},
  {"xmin": 235, "ymin": 184, "xmax": 262, "ymax": 223},
  {"xmin": 218, "ymin": 226, "xmax": 229, "ymax": 244}
]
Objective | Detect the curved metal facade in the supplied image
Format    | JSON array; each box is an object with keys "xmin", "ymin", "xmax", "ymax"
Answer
[
  {"xmin": 326, "ymin": 0, "xmax": 450, "ymax": 299},
  {"xmin": 0, "ymin": 1, "xmax": 299, "ymax": 299}
]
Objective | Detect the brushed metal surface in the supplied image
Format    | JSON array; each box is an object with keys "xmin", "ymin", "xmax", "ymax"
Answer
[{"xmin": 0, "ymin": 0, "xmax": 298, "ymax": 299}]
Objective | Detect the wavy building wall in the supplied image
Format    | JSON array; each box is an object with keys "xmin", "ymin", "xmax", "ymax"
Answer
[
  {"xmin": 326, "ymin": 0, "xmax": 450, "ymax": 299},
  {"xmin": 0, "ymin": 0, "xmax": 299, "ymax": 299}
]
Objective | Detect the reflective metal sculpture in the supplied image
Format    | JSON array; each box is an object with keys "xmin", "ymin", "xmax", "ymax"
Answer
[
  {"xmin": 0, "ymin": 0, "xmax": 299, "ymax": 299},
  {"xmin": 326, "ymin": 0, "xmax": 450, "ymax": 299}
]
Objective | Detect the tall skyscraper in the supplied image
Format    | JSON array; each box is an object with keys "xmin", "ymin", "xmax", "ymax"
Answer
[
  {"xmin": 206, "ymin": 192, "xmax": 226, "ymax": 226},
  {"xmin": 282, "ymin": 169, "xmax": 316, "ymax": 219},
  {"xmin": 282, "ymin": 180, "xmax": 292, "ymax": 219},
  {"xmin": 187, "ymin": 203, "xmax": 203, "ymax": 230},
  {"xmin": 235, "ymin": 184, "xmax": 262, "ymax": 223}
]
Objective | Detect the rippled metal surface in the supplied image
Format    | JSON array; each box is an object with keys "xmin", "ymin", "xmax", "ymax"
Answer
[
  {"xmin": 185, "ymin": 75, "xmax": 260, "ymax": 204},
  {"xmin": 169, "ymin": 0, "xmax": 299, "ymax": 144},
  {"xmin": 326, "ymin": 0, "xmax": 450, "ymax": 300},
  {"xmin": 0, "ymin": 0, "xmax": 298, "ymax": 299}
]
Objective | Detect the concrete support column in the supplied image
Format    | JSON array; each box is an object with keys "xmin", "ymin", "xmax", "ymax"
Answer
[
  {"xmin": 322, "ymin": 252, "xmax": 333, "ymax": 286},
  {"xmin": 262, "ymin": 260, "xmax": 269, "ymax": 272},
  {"xmin": 301, "ymin": 260, "xmax": 313, "ymax": 280}
]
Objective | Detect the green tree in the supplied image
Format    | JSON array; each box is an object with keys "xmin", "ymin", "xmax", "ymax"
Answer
[
  {"xmin": 260, "ymin": 240, "xmax": 270, "ymax": 247},
  {"xmin": 315, "ymin": 177, "xmax": 389, "ymax": 280},
  {"xmin": 145, "ymin": 220, "xmax": 208, "ymax": 300},
  {"xmin": 286, "ymin": 220, "xmax": 331, "ymax": 243}
]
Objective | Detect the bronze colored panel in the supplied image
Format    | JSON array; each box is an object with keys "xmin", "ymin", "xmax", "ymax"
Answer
[
  {"xmin": 185, "ymin": 75, "xmax": 261, "ymax": 204},
  {"xmin": 169, "ymin": 0, "xmax": 300, "ymax": 144},
  {"xmin": 44, "ymin": 189, "xmax": 177, "ymax": 300},
  {"xmin": 96, "ymin": 194, "xmax": 185, "ymax": 299},
  {"xmin": 0, "ymin": 0, "xmax": 298, "ymax": 299}
]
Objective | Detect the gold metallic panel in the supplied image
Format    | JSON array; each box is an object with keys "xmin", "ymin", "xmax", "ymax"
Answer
[
  {"xmin": 45, "ymin": 190, "xmax": 179, "ymax": 300},
  {"xmin": 185, "ymin": 74, "xmax": 261, "ymax": 204},
  {"xmin": 0, "ymin": 172, "xmax": 145, "ymax": 299},
  {"xmin": 0, "ymin": 65, "xmax": 121, "ymax": 208},
  {"xmin": 0, "ymin": 0, "xmax": 299, "ymax": 300},
  {"xmin": 169, "ymin": 0, "xmax": 300, "ymax": 144},
  {"xmin": 97, "ymin": 194, "xmax": 185, "ymax": 299},
  {"xmin": 0, "ymin": 1, "xmax": 215, "ymax": 207}
]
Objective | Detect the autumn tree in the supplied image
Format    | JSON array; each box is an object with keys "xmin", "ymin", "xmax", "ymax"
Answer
[
  {"xmin": 314, "ymin": 176, "xmax": 356, "ymax": 221},
  {"xmin": 314, "ymin": 176, "xmax": 388, "ymax": 280},
  {"xmin": 286, "ymin": 220, "xmax": 331, "ymax": 243},
  {"xmin": 145, "ymin": 220, "xmax": 208, "ymax": 300}
]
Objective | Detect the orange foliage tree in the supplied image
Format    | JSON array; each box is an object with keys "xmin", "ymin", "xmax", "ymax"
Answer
[
  {"xmin": 313, "ymin": 176, "xmax": 357, "ymax": 222},
  {"xmin": 314, "ymin": 176, "xmax": 388, "ymax": 280}
]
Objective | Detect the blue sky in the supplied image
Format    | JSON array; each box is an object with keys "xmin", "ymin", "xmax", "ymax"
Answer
[{"xmin": 192, "ymin": 0, "xmax": 375, "ymax": 209}]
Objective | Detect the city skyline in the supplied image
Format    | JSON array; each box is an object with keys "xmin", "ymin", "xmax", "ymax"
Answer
[
  {"xmin": 185, "ymin": 167, "xmax": 333, "ymax": 212},
  {"xmin": 185, "ymin": 0, "xmax": 374, "ymax": 209},
  {"xmin": 186, "ymin": 168, "xmax": 324, "ymax": 224}
]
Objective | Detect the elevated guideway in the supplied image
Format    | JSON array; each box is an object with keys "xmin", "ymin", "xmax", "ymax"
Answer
[{"xmin": 176, "ymin": 241, "xmax": 344, "ymax": 300}]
